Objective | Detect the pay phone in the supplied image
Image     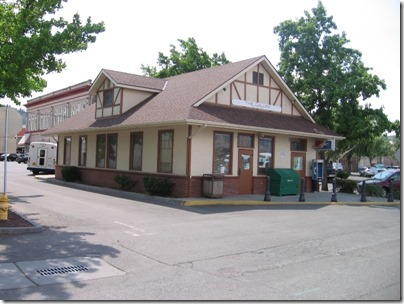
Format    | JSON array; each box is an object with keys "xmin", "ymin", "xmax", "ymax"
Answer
[{"xmin": 311, "ymin": 159, "xmax": 324, "ymax": 191}]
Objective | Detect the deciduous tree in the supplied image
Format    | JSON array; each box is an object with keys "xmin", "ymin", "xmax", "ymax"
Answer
[
  {"xmin": 274, "ymin": 1, "xmax": 390, "ymax": 189},
  {"xmin": 141, "ymin": 37, "xmax": 229, "ymax": 78},
  {"xmin": 0, "ymin": 0, "xmax": 105, "ymax": 105}
]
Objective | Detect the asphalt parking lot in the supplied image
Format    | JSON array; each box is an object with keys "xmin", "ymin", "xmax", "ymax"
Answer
[{"xmin": 0, "ymin": 162, "xmax": 400, "ymax": 300}]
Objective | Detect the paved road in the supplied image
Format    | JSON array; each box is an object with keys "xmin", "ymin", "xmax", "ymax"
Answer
[{"xmin": 0, "ymin": 162, "xmax": 400, "ymax": 300}]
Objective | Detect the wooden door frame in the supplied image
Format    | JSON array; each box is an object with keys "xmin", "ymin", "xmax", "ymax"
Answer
[{"xmin": 238, "ymin": 148, "xmax": 254, "ymax": 194}]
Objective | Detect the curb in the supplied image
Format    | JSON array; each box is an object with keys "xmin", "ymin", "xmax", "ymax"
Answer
[
  {"xmin": 39, "ymin": 176, "xmax": 400, "ymax": 208},
  {"xmin": 0, "ymin": 211, "xmax": 44, "ymax": 235},
  {"xmin": 182, "ymin": 200, "xmax": 401, "ymax": 207}
]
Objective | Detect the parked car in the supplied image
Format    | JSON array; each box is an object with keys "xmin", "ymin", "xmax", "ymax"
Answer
[
  {"xmin": 326, "ymin": 163, "xmax": 336, "ymax": 179},
  {"xmin": 365, "ymin": 166, "xmax": 386, "ymax": 177},
  {"xmin": 334, "ymin": 162, "xmax": 344, "ymax": 171},
  {"xmin": 358, "ymin": 167, "xmax": 368, "ymax": 176},
  {"xmin": 359, "ymin": 169, "xmax": 400, "ymax": 196},
  {"xmin": 16, "ymin": 153, "xmax": 29, "ymax": 164},
  {"xmin": 0, "ymin": 153, "xmax": 8, "ymax": 161},
  {"xmin": 386, "ymin": 165, "xmax": 400, "ymax": 170},
  {"xmin": 326, "ymin": 162, "xmax": 344, "ymax": 180},
  {"xmin": 6, "ymin": 153, "xmax": 19, "ymax": 161}
]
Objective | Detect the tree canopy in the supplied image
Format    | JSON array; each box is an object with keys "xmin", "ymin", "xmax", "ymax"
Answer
[
  {"xmin": 273, "ymin": 1, "xmax": 395, "ymax": 186},
  {"xmin": 273, "ymin": 1, "xmax": 387, "ymax": 132},
  {"xmin": 141, "ymin": 37, "xmax": 230, "ymax": 78},
  {"xmin": 0, "ymin": 0, "xmax": 105, "ymax": 105}
]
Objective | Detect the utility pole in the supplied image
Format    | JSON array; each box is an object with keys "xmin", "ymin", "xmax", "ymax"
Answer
[{"xmin": 0, "ymin": 106, "xmax": 11, "ymax": 220}]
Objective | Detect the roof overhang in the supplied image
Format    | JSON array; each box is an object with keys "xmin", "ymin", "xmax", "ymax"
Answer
[
  {"xmin": 44, "ymin": 119, "xmax": 344, "ymax": 141},
  {"xmin": 89, "ymin": 70, "xmax": 164, "ymax": 95}
]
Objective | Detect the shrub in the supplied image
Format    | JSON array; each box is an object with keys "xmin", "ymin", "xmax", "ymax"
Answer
[
  {"xmin": 61, "ymin": 166, "xmax": 81, "ymax": 182},
  {"xmin": 359, "ymin": 183, "xmax": 385, "ymax": 197},
  {"xmin": 143, "ymin": 176, "xmax": 175, "ymax": 196},
  {"xmin": 393, "ymin": 189, "xmax": 400, "ymax": 200},
  {"xmin": 114, "ymin": 175, "xmax": 136, "ymax": 191},
  {"xmin": 336, "ymin": 171, "xmax": 350, "ymax": 179},
  {"xmin": 335, "ymin": 178, "xmax": 357, "ymax": 194}
]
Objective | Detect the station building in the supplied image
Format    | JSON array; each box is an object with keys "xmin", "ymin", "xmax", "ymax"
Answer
[{"xmin": 45, "ymin": 55, "xmax": 342, "ymax": 197}]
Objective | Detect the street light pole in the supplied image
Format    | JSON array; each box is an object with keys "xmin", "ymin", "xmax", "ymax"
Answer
[
  {"xmin": 0, "ymin": 106, "xmax": 11, "ymax": 220},
  {"xmin": 4, "ymin": 105, "xmax": 8, "ymax": 193}
]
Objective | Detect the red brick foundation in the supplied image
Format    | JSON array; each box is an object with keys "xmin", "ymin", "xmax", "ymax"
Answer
[{"xmin": 55, "ymin": 165, "xmax": 308, "ymax": 198}]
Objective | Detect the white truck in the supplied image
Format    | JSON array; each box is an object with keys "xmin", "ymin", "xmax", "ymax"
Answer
[{"xmin": 27, "ymin": 142, "xmax": 57, "ymax": 175}]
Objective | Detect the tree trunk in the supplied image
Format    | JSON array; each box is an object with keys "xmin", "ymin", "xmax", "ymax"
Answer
[{"xmin": 346, "ymin": 155, "xmax": 352, "ymax": 173}]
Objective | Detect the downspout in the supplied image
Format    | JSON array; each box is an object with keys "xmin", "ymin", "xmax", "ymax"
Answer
[
  {"xmin": 187, "ymin": 123, "xmax": 207, "ymax": 139},
  {"xmin": 186, "ymin": 126, "xmax": 192, "ymax": 197}
]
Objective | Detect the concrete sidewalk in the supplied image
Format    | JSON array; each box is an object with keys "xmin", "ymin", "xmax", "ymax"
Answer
[
  {"xmin": 180, "ymin": 191, "xmax": 400, "ymax": 206},
  {"xmin": 41, "ymin": 176, "xmax": 399, "ymax": 207},
  {"xmin": 0, "ymin": 177, "xmax": 400, "ymax": 236}
]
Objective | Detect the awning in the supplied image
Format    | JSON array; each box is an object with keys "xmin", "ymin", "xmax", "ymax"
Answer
[{"xmin": 18, "ymin": 133, "xmax": 31, "ymax": 146}]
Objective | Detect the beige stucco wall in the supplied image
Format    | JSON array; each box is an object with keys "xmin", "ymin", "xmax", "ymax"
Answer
[
  {"xmin": 57, "ymin": 124, "xmax": 320, "ymax": 179},
  {"xmin": 190, "ymin": 128, "xmax": 319, "ymax": 177},
  {"xmin": 122, "ymin": 89, "xmax": 154, "ymax": 113},
  {"xmin": 190, "ymin": 126, "xmax": 214, "ymax": 176},
  {"xmin": 58, "ymin": 125, "xmax": 189, "ymax": 175}
]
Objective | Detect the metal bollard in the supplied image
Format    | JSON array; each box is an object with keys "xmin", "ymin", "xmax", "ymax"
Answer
[
  {"xmin": 299, "ymin": 178, "xmax": 305, "ymax": 202},
  {"xmin": 360, "ymin": 180, "xmax": 367, "ymax": 202},
  {"xmin": 264, "ymin": 176, "xmax": 271, "ymax": 202},
  {"xmin": 387, "ymin": 179, "xmax": 394, "ymax": 202},
  {"xmin": 331, "ymin": 178, "xmax": 338, "ymax": 202}
]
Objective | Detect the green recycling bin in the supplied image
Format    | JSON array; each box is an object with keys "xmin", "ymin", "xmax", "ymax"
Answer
[{"xmin": 268, "ymin": 168, "xmax": 300, "ymax": 196}]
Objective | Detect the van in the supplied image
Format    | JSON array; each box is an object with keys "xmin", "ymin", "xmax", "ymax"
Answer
[{"xmin": 27, "ymin": 142, "xmax": 57, "ymax": 175}]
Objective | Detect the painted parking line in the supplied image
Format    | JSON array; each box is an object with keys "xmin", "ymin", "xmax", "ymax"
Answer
[{"xmin": 114, "ymin": 221, "xmax": 157, "ymax": 237}]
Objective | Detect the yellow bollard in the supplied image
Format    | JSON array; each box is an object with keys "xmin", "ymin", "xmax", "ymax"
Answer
[{"xmin": 0, "ymin": 193, "xmax": 11, "ymax": 220}]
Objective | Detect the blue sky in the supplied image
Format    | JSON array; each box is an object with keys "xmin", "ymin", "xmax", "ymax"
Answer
[{"xmin": 4, "ymin": 0, "xmax": 401, "ymax": 122}]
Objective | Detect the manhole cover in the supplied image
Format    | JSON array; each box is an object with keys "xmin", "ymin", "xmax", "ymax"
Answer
[{"xmin": 16, "ymin": 257, "xmax": 125, "ymax": 285}]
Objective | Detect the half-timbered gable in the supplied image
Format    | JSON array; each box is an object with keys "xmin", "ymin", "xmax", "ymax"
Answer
[
  {"xmin": 91, "ymin": 69, "xmax": 166, "ymax": 119},
  {"xmin": 202, "ymin": 60, "xmax": 306, "ymax": 117}
]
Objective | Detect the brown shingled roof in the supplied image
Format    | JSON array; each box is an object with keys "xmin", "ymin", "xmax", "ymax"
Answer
[
  {"xmin": 45, "ymin": 56, "xmax": 341, "ymax": 139},
  {"xmin": 188, "ymin": 103, "xmax": 337, "ymax": 137},
  {"xmin": 103, "ymin": 69, "xmax": 166, "ymax": 91}
]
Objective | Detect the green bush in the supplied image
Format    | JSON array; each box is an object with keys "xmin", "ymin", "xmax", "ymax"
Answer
[
  {"xmin": 61, "ymin": 166, "xmax": 81, "ymax": 182},
  {"xmin": 393, "ymin": 189, "xmax": 400, "ymax": 200},
  {"xmin": 335, "ymin": 178, "xmax": 357, "ymax": 194},
  {"xmin": 336, "ymin": 171, "xmax": 350, "ymax": 179},
  {"xmin": 358, "ymin": 183, "xmax": 385, "ymax": 197},
  {"xmin": 143, "ymin": 176, "xmax": 175, "ymax": 196},
  {"xmin": 114, "ymin": 175, "xmax": 136, "ymax": 191}
]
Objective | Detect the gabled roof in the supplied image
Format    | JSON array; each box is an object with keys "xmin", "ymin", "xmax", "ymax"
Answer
[
  {"xmin": 45, "ymin": 56, "xmax": 342, "ymax": 139},
  {"xmin": 90, "ymin": 69, "xmax": 167, "ymax": 94}
]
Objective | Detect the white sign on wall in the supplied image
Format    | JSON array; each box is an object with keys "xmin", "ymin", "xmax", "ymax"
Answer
[{"xmin": 232, "ymin": 99, "xmax": 282, "ymax": 113}]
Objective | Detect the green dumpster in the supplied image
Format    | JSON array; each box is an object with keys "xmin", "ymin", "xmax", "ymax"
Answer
[{"xmin": 268, "ymin": 168, "xmax": 300, "ymax": 196}]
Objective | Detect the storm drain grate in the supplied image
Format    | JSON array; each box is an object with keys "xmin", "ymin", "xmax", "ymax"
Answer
[
  {"xmin": 15, "ymin": 257, "xmax": 125, "ymax": 286},
  {"xmin": 36, "ymin": 265, "xmax": 89, "ymax": 276}
]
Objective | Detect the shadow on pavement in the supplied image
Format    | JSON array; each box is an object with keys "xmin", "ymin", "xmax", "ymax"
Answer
[{"xmin": 0, "ymin": 227, "xmax": 121, "ymax": 300}]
